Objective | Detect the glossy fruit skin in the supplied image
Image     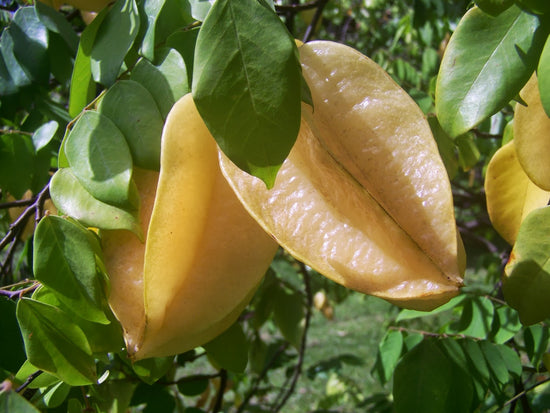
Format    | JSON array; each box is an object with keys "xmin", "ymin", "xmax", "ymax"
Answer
[
  {"xmin": 220, "ymin": 41, "xmax": 464, "ymax": 311},
  {"xmin": 103, "ymin": 94, "xmax": 278, "ymax": 360}
]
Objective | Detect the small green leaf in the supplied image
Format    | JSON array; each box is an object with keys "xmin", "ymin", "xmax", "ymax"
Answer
[
  {"xmin": 33, "ymin": 216, "xmax": 109, "ymax": 324},
  {"xmin": 496, "ymin": 344, "xmax": 522, "ymax": 377},
  {"xmin": 91, "ymin": 0, "xmax": 140, "ymax": 86},
  {"xmin": 524, "ymin": 325, "xmax": 549, "ymax": 369},
  {"xmin": 272, "ymin": 287, "xmax": 304, "ymax": 349},
  {"xmin": 396, "ymin": 295, "xmax": 465, "ymax": 322},
  {"xmin": 436, "ymin": 5, "xmax": 545, "ymax": 137},
  {"xmin": 0, "ymin": 297, "xmax": 26, "ymax": 374},
  {"xmin": 428, "ymin": 115, "xmax": 458, "ymax": 179},
  {"xmin": 475, "ymin": 0, "xmax": 514, "ymax": 16},
  {"xmin": 461, "ymin": 339, "xmax": 491, "ymax": 385},
  {"xmin": 393, "ymin": 339, "xmax": 473, "ymax": 413},
  {"xmin": 64, "ymin": 110, "xmax": 133, "ymax": 208},
  {"xmin": 49, "ymin": 168, "xmax": 141, "ymax": 236},
  {"xmin": 491, "ymin": 305, "xmax": 522, "ymax": 344},
  {"xmin": 192, "ymin": 0, "xmax": 302, "ymax": 188},
  {"xmin": 372, "ymin": 329, "xmax": 403, "ymax": 384},
  {"xmin": 188, "ymin": 0, "xmax": 214, "ymax": 21},
  {"xmin": 450, "ymin": 296, "xmax": 494, "ymax": 339},
  {"xmin": 33, "ymin": 120, "xmax": 58, "ymax": 152},
  {"xmin": 538, "ymin": 35, "xmax": 550, "ymax": 118},
  {"xmin": 130, "ymin": 49, "xmax": 189, "ymax": 119},
  {"xmin": 137, "ymin": 0, "xmax": 166, "ymax": 61},
  {"xmin": 98, "ymin": 80, "xmax": 163, "ymax": 170},
  {"xmin": 0, "ymin": 28, "xmax": 32, "ymax": 89},
  {"xmin": 203, "ymin": 322, "xmax": 249, "ymax": 373},
  {"xmin": 16, "ymin": 298, "xmax": 96, "ymax": 386},
  {"xmin": 177, "ymin": 377, "xmax": 209, "ymax": 396},
  {"xmin": 130, "ymin": 356, "xmax": 174, "ymax": 385},
  {"xmin": 456, "ymin": 133, "xmax": 480, "ymax": 171},
  {"xmin": 479, "ymin": 341, "xmax": 510, "ymax": 385},
  {"xmin": 10, "ymin": 7, "xmax": 49, "ymax": 85},
  {"xmin": 33, "ymin": 286, "xmax": 123, "ymax": 354},
  {"xmin": 34, "ymin": 1, "xmax": 79, "ymax": 53},
  {"xmin": 0, "ymin": 390, "xmax": 41, "ymax": 413},
  {"xmin": 503, "ymin": 206, "xmax": 550, "ymax": 324}
]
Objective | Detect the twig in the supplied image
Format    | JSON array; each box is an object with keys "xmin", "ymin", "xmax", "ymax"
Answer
[
  {"xmin": 212, "ymin": 369, "xmax": 227, "ymax": 413},
  {"xmin": 15, "ymin": 370, "xmax": 43, "ymax": 393},
  {"xmin": 302, "ymin": 0, "xmax": 328, "ymax": 42},
  {"xmin": 235, "ymin": 342, "xmax": 289, "ymax": 413},
  {"xmin": 270, "ymin": 260, "xmax": 313, "ymax": 412},
  {"xmin": 0, "ymin": 280, "xmax": 40, "ymax": 299}
]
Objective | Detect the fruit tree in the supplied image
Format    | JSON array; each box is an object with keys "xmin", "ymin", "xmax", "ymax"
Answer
[{"xmin": 1, "ymin": 0, "xmax": 550, "ymax": 411}]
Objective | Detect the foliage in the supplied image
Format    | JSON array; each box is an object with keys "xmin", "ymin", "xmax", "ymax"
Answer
[{"xmin": 1, "ymin": 0, "xmax": 550, "ymax": 412}]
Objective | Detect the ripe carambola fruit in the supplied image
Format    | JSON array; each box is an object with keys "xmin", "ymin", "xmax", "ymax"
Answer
[
  {"xmin": 221, "ymin": 41, "xmax": 465, "ymax": 311},
  {"xmin": 102, "ymin": 94, "xmax": 278, "ymax": 360}
]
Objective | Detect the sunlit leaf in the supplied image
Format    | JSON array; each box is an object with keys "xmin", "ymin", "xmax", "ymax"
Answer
[
  {"xmin": 49, "ymin": 168, "xmax": 141, "ymax": 236},
  {"xmin": 503, "ymin": 206, "xmax": 550, "ymax": 324},
  {"xmin": 33, "ymin": 216, "xmax": 110, "ymax": 324},
  {"xmin": 192, "ymin": 0, "xmax": 302, "ymax": 188},
  {"xmin": 90, "ymin": 0, "xmax": 140, "ymax": 86},
  {"xmin": 32, "ymin": 120, "xmax": 58, "ymax": 152},
  {"xmin": 64, "ymin": 111, "xmax": 134, "ymax": 207},
  {"xmin": 372, "ymin": 329, "xmax": 403, "ymax": 384},
  {"xmin": 130, "ymin": 49, "xmax": 189, "ymax": 119},
  {"xmin": 436, "ymin": 5, "xmax": 544, "ymax": 137},
  {"xmin": 485, "ymin": 140, "xmax": 550, "ymax": 245},
  {"xmin": 137, "ymin": 0, "xmax": 166, "ymax": 61},
  {"xmin": 98, "ymin": 80, "xmax": 163, "ymax": 170}
]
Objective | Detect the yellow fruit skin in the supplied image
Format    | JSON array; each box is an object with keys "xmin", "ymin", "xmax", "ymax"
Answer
[
  {"xmin": 485, "ymin": 141, "xmax": 550, "ymax": 245},
  {"xmin": 515, "ymin": 74, "xmax": 550, "ymax": 191},
  {"xmin": 299, "ymin": 41, "xmax": 463, "ymax": 286},
  {"xmin": 104, "ymin": 94, "xmax": 278, "ymax": 360},
  {"xmin": 221, "ymin": 41, "xmax": 464, "ymax": 311},
  {"xmin": 102, "ymin": 168, "xmax": 158, "ymax": 354}
]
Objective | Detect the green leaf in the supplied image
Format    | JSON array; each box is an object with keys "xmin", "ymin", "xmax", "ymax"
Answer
[
  {"xmin": 192, "ymin": 0, "xmax": 302, "ymax": 188},
  {"xmin": 456, "ymin": 133, "xmax": 480, "ymax": 171},
  {"xmin": 524, "ymin": 324, "xmax": 549, "ymax": 369},
  {"xmin": 491, "ymin": 305, "xmax": 522, "ymax": 344},
  {"xmin": 436, "ymin": 5, "xmax": 545, "ymax": 137},
  {"xmin": 393, "ymin": 339, "xmax": 473, "ymax": 413},
  {"xmin": 0, "ymin": 52, "xmax": 17, "ymax": 95},
  {"xmin": 372, "ymin": 329, "xmax": 403, "ymax": 384},
  {"xmin": 479, "ymin": 341, "xmax": 510, "ymax": 385},
  {"xmin": 33, "ymin": 216, "xmax": 109, "ymax": 324},
  {"xmin": 461, "ymin": 339, "xmax": 491, "ymax": 385},
  {"xmin": 0, "ymin": 390, "xmax": 41, "ymax": 413},
  {"xmin": 16, "ymin": 360, "xmax": 60, "ymax": 389},
  {"xmin": 137, "ymin": 0, "xmax": 166, "ymax": 61},
  {"xmin": 16, "ymin": 298, "xmax": 96, "ymax": 386},
  {"xmin": 0, "ymin": 297, "xmax": 26, "ymax": 374},
  {"xmin": 396, "ymin": 295, "xmax": 465, "ymax": 322},
  {"xmin": 272, "ymin": 287, "xmax": 304, "ymax": 349},
  {"xmin": 203, "ymin": 322, "xmax": 249, "ymax": 373},
  {"xmin": 91, "ymin": 0, "xmax": 140, "ymax": 86},
  {"xmin": 449, "ymin": 296, "xmax": 494, "ymax": 339},
  {"xmin": 503, "ymin": 206, "xmax": 550, "ymax": 324},
  {"xmin": 130, "ymin": 356, "xmax": 174, "ymax": 385},
  {"xmin": 98, "ymin": 80, "xmax": 163, "ymax": 170},
  {"xmin": 495, "ymin": 344, "xmax": 522, "ymax": 377},
  {"xmin": 475, "ymin": 0, "xmax": 514, "ymax": 16},
  {"xmin": 177, "ymin": 377, "xmax": 209, "ymax": 396},
  {"xmin": 0, "ymin": 133, "xmax": 34, "ymax": 198},
  {"xmin": 68, "ymin": 6, "xmax": 109, "ymax": 117},
  {"xmin": 64, "ymin": 110, "xmax": 134, "ymax": 208},
  {"xmin": 428, "ymin": 115, "xmax": 458, "ymax": 179},
  {"xmin": 188, "ymin": 0, "xmax": 214, "ymax": 21},
  {"xmin": 0, "ymin": 28, "xmax": 32, "ymax": 90},
  {"xmin": 538, "ymin": 35, "xmax": 550, "ymax": 118},
  {"xmin": 10, "ymin": 6, "xmax": 49, "ymax": 85},
  {"xmin": 130, "ymin": 49, "xmax": 189, "ymax": 119},
  {"xmin": 49, "ymin": 168, "xmax": 141, "ymax": 236},
  {"xmin": 33, "ymin": 286, "xmax": 123, "ymax": 354},
  {"xmin": 34, "ymin": 1, "xmax": 79, "ymax": 53},
  {"xmin": 39, "ymin": 381, "xmax": 71, "ymax": 409},
  {"xmin": 33, "ymin": 120, "xmax": 58, "ymax": 152},
  {"xmin": 165, "ymin": 26, "xmax": 198, "ymax": 86}
]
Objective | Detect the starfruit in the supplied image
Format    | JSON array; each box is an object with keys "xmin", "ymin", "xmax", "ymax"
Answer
[
  {"xmin": 220, "ymin": 41, "xmax": 465, "ymax": 311},
  {"xmin": 102, "ymin": 94, "xmax": 278, "ymax": 360}
]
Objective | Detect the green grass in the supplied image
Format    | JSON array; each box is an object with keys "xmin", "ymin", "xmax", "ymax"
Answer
[{"xmin": 283, "ymin": 293, "xmax": 396, "ymax": 412}]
